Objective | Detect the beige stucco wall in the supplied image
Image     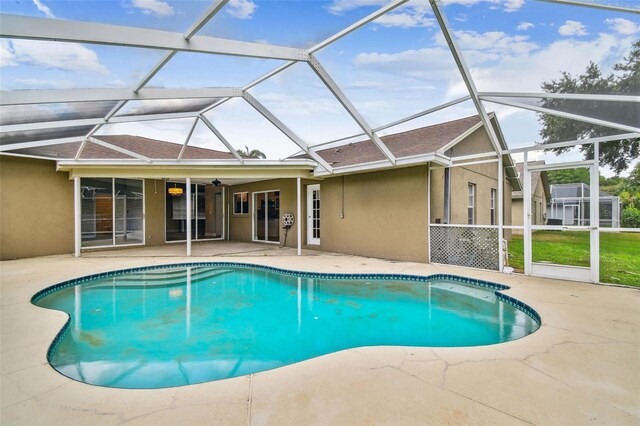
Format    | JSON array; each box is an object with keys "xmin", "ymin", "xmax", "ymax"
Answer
[
  {"xmin": 227, "ymin": 167, "xmax": 429, "ymax": 263},
  {"xmin": 228, "ymin": 179, "xmax": 300, "ymax": 248},
  {"xmin": 0, "ymin": 156, "xmax": 74, "ymax": 260},
  {"xmin": 445, "ymin": 127, "xmax": 494, "ymax": 157},
  {"xmin": 315, "ymin": 166, "xmax": 428, "ymax": 263},
  {"xmin": 144, "ymin": 179, "xmax": 166, "ymax": 246}
]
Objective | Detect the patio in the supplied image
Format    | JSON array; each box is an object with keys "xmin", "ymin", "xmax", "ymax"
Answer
[{"xmin": 1, "ymin": 252, "xmax": 638, "ymax": 425}]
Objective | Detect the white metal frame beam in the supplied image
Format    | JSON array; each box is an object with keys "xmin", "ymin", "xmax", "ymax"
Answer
[
  {"xmin": 0, "ymin": 14, "xmax": 309, "ymax": 61},
  {"xmin": 429, "ymin": 0, "xmax": 503, "ymax": 156},
  {"xmin": 482, "ymin": 97, "xmax": 640, "ymax": 133},
  {"xmin": 1, "ymin": 88, "xmax": 240, "ymax": 106},
  {"xmin": 505, "ymin": 132, "xmax": 640, "ymax": 154},
  {"xmin": 2, "ymin": 112, "xmax": 199, "ymax": 133},
  {"xmin": 479, "ymin": 92, "xmax": 640, "ymax": 102},
  {"xmin": 0, "ymin": 137, "xmax": 83, "ymax": 152},
  {"xmin": 307, "ymin": 53, "xmax": 396, "ymax": 164},
  {"xmin": 197, "ymin": 115, "xmax": 244, "ymax": 164},
  {"xmin": 178, "ymin": 118, "xmax": 200, "ymax": 161},
  {"xmin": 241, "ymin": 91, "xmax": 334, "ymax": 173},
  {"xmin": 535, "ymin": 0, "xmax": 640, "ymax": 14}
]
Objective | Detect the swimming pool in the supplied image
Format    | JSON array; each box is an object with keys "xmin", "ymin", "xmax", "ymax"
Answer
[{"xmin": 32, "ymin": 263, "xmax": 540, "ymax": 389}]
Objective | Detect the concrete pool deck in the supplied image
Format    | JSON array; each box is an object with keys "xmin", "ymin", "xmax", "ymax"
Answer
[{"xmin": 1, "ymin": 249, "xmax": 639, "ymax": 425}]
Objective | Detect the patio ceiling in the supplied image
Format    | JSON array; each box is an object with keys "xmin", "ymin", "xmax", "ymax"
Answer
[{"xmin": 0, "ymin": 0, "xmax": 638, "ymax": 176}]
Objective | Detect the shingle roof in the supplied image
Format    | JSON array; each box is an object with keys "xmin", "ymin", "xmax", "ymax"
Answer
[
  {"xmin": 298, "ymin": 115, "xmax": 482, "ymax": 167},
  {"xmin": 10, "ymin": 135, "xmax": 236, "ymax": 160}
]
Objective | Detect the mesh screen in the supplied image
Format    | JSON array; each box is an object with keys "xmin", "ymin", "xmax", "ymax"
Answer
[
  {"xmin": 0, "ymin": 102, "xmax": 119, "ymax": 126},
  {"xmin": 0, "ymin": 126, "xmax": 94, "ymax": 146}
]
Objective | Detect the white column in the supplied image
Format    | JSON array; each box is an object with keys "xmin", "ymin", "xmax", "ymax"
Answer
[
  {"xmin": 297, "ymin": 177, "xmax": 302, "ymax": 256},
  {"xmin": 498, "ymin": 155, "xmax": 504, "ymax": 272},
  {"xmin": 590, "ymin": 142, "xmax": 600, "ymax": 283},
  {"xmin": 427, "ymin": 166, "xmax": 431, "ymax": 263},
  {"xmin": 186, "ymin": 178, "xmax": 192, "ymax": 256},
  {"xmin": 523, "ymin": 153, "xmax": 532, "ymax": 275},
  {"xmin": 74, "ymin": 176, "xmax": 81, "ymax": 257}
]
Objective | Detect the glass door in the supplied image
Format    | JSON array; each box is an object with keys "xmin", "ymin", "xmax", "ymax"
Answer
[
  {"xmin": 166, "ymin": 182, "xmax": 225, "ymax": 242},
  {"xmin": 253, "ymin": 190, "xmax": 280, "ymax": 243}
]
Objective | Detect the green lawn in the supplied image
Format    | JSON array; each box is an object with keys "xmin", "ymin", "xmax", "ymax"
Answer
[{"xmin": 508, "ymin": 231, "xmax": 640, "ymax": 287}]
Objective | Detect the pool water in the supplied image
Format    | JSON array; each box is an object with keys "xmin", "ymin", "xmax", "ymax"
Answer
[{"xmin": 34, "ymin": 265, "xmax": 539, "ymax": 389}]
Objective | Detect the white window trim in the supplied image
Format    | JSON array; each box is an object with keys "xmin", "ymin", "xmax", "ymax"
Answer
[
  {"xmin": 252, "ymin": 189, "xmax": 280, "ymax": 245},
  {"xmin": 468, "ymin": 183, "xmax": 476, "ymax": 225},
  {"xmin": 233, "ymin": 191, "xmax": 249, "ymax": 215},
  {"xmin": 80, "ymin": 177, "xmax": 146, "ymax": 250},
  {"xmin": 164, "ymin": 181, "xmax": 226, "ymax": 244}
]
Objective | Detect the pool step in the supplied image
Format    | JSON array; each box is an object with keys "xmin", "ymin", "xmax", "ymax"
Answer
[{"xmin": 84, "ymin": 268, "xmax": 234, "ymax": 289}]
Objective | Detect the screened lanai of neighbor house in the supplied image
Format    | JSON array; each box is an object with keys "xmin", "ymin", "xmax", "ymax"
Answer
[{"xmin": 0, "ymin": 0, "xmax": 638, "ymax": 285}]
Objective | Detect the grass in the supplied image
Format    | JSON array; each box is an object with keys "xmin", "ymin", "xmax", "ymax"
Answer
[{"xmin": 508, "ymin": 230, "xmax": 640, "ymax": 287}]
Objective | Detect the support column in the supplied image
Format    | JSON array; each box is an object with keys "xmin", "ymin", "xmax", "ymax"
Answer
[
  {"xmin": 74, "ymin": 176, "xmax": 81, "ymax": 257},
  {"xmin": 590, "ymin": 142, "xmax": 600, "ymax": 283},
  {"xmin": 523, "ymin": 153, "xmax": 532, "ymax": 275},
  {"xmin": 186, "ymin": 178, "xmax": 192, "ymax": 257},
  {"xmin": 498, "ymin": 155, "xmax": 504, "ymax": 272},
  {"xmin": 297, "ymin": 177, "xmax": 302, "ymax": 256}
]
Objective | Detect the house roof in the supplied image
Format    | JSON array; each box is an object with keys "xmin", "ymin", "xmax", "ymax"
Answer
[
  {"xmin": 10, "ymin": 135, "xmax": 236, "ymax": 160},
  {"xmin": 513, "ymin": 161, "xmax": 550, "ymax": 200},
  {"xmin": 295, "ymin": 115, "xmax": 483, "ymax": 167}
]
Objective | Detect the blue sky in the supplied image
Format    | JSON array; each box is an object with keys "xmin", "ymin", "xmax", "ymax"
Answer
[{"xmin": 0, "ymin": 0, "xmax": 638, "ymax": 174}]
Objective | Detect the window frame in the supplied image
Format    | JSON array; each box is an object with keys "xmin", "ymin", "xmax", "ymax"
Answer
[
  {"xmin": 467, "ymin": 183, "xmax": 476, "ymax": 225},
  {"xmin": 490, "ymin": 188, "xmax": 496, "ymax": 226},
  {"xmin": 233, "ymin": 191, "xmax": 249, "ymax": 215}
]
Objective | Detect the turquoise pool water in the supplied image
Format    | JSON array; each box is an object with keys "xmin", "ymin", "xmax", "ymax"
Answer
[{"xmin": 33, "ymin": 264, "xmax": 540, "ymax": 389}]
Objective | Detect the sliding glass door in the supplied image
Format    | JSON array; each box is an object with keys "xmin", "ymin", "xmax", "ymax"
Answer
[
  {"xmin": 80, "ymin": 178, "xmax": 144, "ymax": 248},
  {"xmin": 253, "ymin": 190, "xmax": 280, "ymax": 243},
  {"xmin": 165, "ymin": 182, "xmax": 225, "ymax": 242}
]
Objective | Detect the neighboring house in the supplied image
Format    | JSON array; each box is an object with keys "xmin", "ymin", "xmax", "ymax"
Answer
[
  {"xmin": 546, "ymin": 183, "xmax": 621, "ymax": 227},
  {"xmin": 0, "ymin": 114, "xmax": 520, "ymax": 270},
  {"xmin": 511, "ymin": 161, "xmax": 551, "ymax": 233}
]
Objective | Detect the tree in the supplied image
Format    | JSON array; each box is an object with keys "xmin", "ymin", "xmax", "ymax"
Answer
[
  {"xmin": 546, "ymin": 168, "xmax": 590, "ymax": 185},
  {"xmin": 237, "ymin": 145, "xmax": 266, "ymax": 159},
  {"xmin": 538, "ymin": 40, "xmax": 640, "ymax": 174}
]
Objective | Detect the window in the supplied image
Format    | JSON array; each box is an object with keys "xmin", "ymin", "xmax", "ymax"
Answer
[
  {"xmin": 490, "ymin": 188, "xmax": 496, "ymax": 225},
  {"xmin": 467, "ymin": 183, "xmax": 476, "ymax": 225},
  {"xmin": 233, "ymin": 192, "xmax": 248, "ymax": 215},
  {"xmin": 81, "ymin": 178, "xmax": 144, "ymax": 248}
]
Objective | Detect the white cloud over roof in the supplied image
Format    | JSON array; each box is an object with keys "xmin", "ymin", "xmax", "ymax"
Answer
[
  {"xmin": 558, "ymin": 20, "xmax": 589, "ymax": 37},
  {"xmin": 131, "ymin": 0, "xmax": 174, "ymax": 17}
]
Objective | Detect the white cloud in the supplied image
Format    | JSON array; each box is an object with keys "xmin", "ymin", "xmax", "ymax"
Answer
[
  {"xmin": 605, "ymin": 18, "xmax": 639, "ymax": 35},
  {"xmin": 0, "ymin": 40, "xmax": 109, "ymax": 75},
  {"xmin": 558, "ymin": 20, "xmax": 588, "ymax": 37},
  {"xmin": 375, "ymin": 3, "xmax": 435, "ymax": 29},
  {"xmin": 447, "ymin": 33, "xmax": 631, "ymax": 96},
  {"xmin": 517, "ymin": 21, "xmax": 534, "ymax": 31},
  {"xmin": 226, "ymin": 0, "xmax": 257, "ymax": 20},
  {"xmin": 503, "ymin": 0, "xmax": 525, "ymax": 12},
  {"xmin": 131, "ymin": 0, "xmax": 174, "ymax": 17},
  {"xmin": 436, "ymin": 30, "xmax": 539, "ymax": 57},
  {"xmin": 441, "ymin": 0, "xmax": 525, "ymax": 12},
  {"xmin": 32, "ymin": 0, "xmax": 55, "ymax": 18},
  {"xmin": 328, "ymin": 0, "xmax": 386, "ymax": 15},
  {"xmin": 329, "ymin": 0, "xmax": 525, "ymax": 14},
  {"xmin": 353, "ymin": 47, "xmax": 460, "ymax": 82}
]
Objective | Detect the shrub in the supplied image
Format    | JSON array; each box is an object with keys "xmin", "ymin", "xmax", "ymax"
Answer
[{"xmin": 622, "ymin": 206, "xmax": 640, "ymax": 228}]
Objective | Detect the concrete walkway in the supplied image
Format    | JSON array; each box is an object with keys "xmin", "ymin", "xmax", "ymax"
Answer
[{"xmin": 1, "ymin": 252, "xmax": 638, "ymax": 425}]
